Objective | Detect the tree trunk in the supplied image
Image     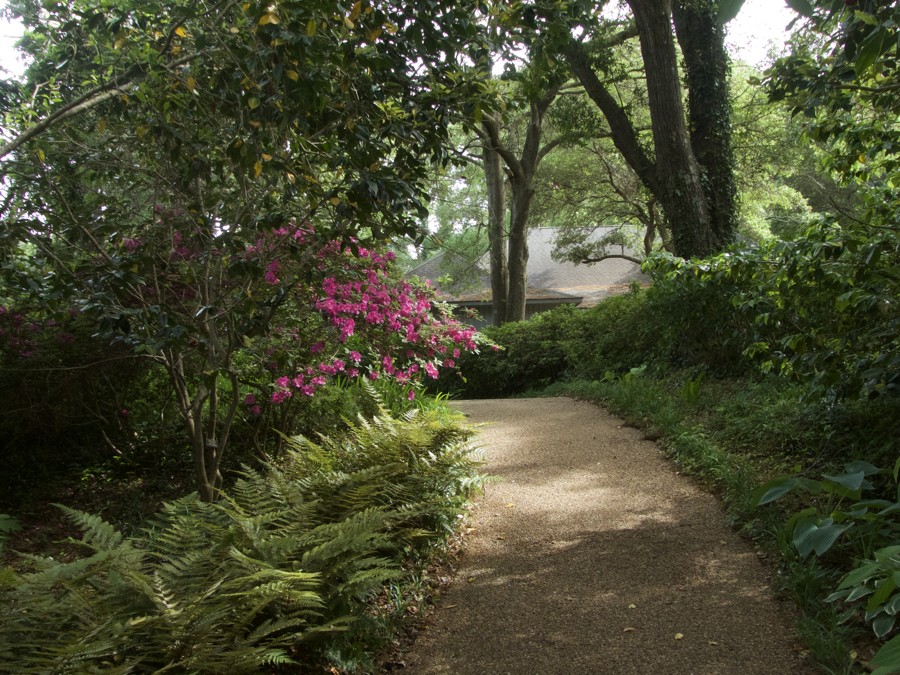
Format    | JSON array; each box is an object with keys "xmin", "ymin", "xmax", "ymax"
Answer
[
  {"xmin": 483, "ymin": 137, "xmax": 509, "ymax": 326},
  {"xmin": 673, "ymin": 0, "xmax": 737, "ymax": 249},
  {"xmin": 506, "ymin": 183, "xmax": 533, "ymax": 322},
  {"xmin": 626, "ymin": 0, "xmax": 714, "ymax": 258}
]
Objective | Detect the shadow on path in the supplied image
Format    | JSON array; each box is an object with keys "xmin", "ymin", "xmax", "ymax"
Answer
[{"xmin": 403, "ymin": 398, "xmax": 806, "ymax": 675}]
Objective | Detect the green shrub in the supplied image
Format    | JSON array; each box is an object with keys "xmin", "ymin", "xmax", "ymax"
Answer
[
  {"xmin": 0, "ymin": 405, "xmax": 483, "ymax": 674},
  {"xmin": 435, "ymin": 290, "xmax": 662, "ymax": 399}
]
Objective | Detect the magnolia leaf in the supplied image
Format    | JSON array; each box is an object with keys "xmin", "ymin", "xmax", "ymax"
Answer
[
  {"xmin": 97, "ymin": 119, "xmax": 107, "ymax": 132},
  {"xmin": 248, "ymin": 97, "xmax": 260, "ymax": 109},
  {"xmin": 37, "ymin": 149, "xmax": 44, "ymax": 162},
  {"xmin": 286, "ymin": 70, "xmax": 299, "ymax": 81},
  {"xmin": 175, "ymin": 26, "xmax": 186, "ymax": 37},
  {"xmin": 186, "ymin": 76, "xmax": 196, "ymax": 91},
  {"xmin": 261, "ymin": 153, "xmax": 272, "ymax": 161},
  {"xmin": 718, "ymin": 0, "xmax": 746, "ymax": 23},
  {"xmin": 856, "ymin": 30, "xmax": 888, "ymax": 76},
  {"xmin": 786, "ymin": 0, "xmax": 813, "ymax": 16},
  {"xmin": 855, "ymin": 9, "xmax": 878, "ymax": 25},
  {"xmin": 254, "ymin": 161, "xmax": 262, "ymax": 178},
  {"xmin": 343, "ymin": 16, "xmax": 354, "ymax": 29},
  {"xmin": 307, "ymin": 19, "xmax": 316, "ymax": 36},
  {"xmin": 329, "ymin": 197, "xmax": 340, "ymax": 206},
  {"xmin": 350, "ymin": 1, "xmax": 362, "ymax": 21}
]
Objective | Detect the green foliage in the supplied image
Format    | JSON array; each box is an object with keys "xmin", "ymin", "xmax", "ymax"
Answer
[
  {"xmin": 435, "ymin": 291, "xmax": 662, "ymax": 398},
  {"xmin": 645, "ymin": 215, "xmax": 900, "ymax": 400},
  {"xmin": 0, "ymin": 405, "xmax": 483, "ymax": 673}
]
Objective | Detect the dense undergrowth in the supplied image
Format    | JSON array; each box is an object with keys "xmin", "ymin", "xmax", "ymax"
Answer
[
  {"xmin": 0, "ymin": 387, "xmax": 484, "ymax": 674},
  {"xmin": 436, "ymin": 251, "xmax": 900, "ymax": 675}
]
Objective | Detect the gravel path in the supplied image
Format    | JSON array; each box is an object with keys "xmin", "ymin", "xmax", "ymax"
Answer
[{"xmin": 404, "ymin": 397, "xmax": 809, "ymax": 675}]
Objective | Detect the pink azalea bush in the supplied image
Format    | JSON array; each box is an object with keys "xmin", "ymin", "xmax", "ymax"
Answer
[{"xmin": 234, "ymin": 225, "xmax": 481, "ymax": 407}]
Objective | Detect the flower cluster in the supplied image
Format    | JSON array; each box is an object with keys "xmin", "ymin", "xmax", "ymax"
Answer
[{"xmin": 239, "ymin": 228, "xmax": 481, "ymax": 405}]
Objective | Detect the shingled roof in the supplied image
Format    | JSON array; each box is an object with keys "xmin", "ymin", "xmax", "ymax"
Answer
[{"xmin": 408, "ymin": 227, "xmax": 649, "ymax": 308}]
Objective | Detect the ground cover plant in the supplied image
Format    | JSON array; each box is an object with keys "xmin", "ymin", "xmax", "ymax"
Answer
[{"xmin": 0, "ymin": 394, "xmax": 484, "ymax": 674}]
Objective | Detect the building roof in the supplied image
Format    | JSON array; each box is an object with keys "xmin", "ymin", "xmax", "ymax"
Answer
[{"xmin": 408, "ymin": 227, "xmax": 650, "ymax": 308}]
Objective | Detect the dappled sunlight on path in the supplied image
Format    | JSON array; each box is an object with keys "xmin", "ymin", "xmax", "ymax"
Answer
[{"xmin": 403, "ymin": 397, "xmax": 807, "ymax": 675}]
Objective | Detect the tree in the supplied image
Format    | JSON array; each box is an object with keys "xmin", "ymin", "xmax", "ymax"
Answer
[
  {"xmin": 509, "ymin": 0, "xmax": 739, "ymax": 259},
  {"xmin": 0, "ymin": 0, "xmax": 492, "ymax": 500}
]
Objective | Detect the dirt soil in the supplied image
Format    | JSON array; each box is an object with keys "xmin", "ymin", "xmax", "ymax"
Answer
[{"xmin": 402, "ymin": 397, "xmax": 811, "ymax": 675}]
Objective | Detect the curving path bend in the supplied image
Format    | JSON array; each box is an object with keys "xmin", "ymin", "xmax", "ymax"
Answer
[{"xmin": 403, "ymin": 397, "xmax": 810, "ymax": 675}]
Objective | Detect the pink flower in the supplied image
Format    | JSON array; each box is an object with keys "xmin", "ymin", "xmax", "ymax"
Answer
[
  {"xmin": 244, "ymin": 394, "xmax": 256, "ymax": 405},
  {"xmin": 407, "ymin": 389, "xmax": 415, "ymax": 401},
  {"xmin": 349, "ymin": 351, "xmax": 362, "ymax": 362},
  {"xmin": 251, "ymin": 405, "xmax": 261, "ymax": 415},
  {"xmin": 369, "ymin": 371, "xmax": 379, "ymax": 380}
]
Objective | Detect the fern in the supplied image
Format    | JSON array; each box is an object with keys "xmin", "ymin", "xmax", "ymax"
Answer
[{"xmin": 0, "ymin": 403, "xmax": 483, "ymax": 673}]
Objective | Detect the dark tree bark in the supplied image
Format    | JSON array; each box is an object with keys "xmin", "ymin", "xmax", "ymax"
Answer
[
  {"xmin": 482, "ymin": 136, "xmax": 509, "ymax": 326},
  {"xmin": 626, "ymin": 0, "xmax": 714, "ymax": 258},
  {"xmin": 564, "ymin": 1, "xmax": 736, "ymax": 260},
  {"xmin": 673, "ymin": 0, "xmax": 738, "ymax": 248}
]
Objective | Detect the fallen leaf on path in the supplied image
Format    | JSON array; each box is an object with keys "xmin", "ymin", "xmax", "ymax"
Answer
[
  {"xmin": 709, "ymin": 641, "xmax": 718, "ymax": 646},
  {"xmin": 497, "ymin": 536, "xmax": 506, "ymax": 540},
  {"xmin": 628, "ymin": 603, "xmax": 636, "ymax": 609},
  {"xmin": 467, "ymin": 577, "xmax": 475, "ymax": 583},
  {"xmin": 623, "ymin": 627, "xmax": 636, "ymax": 632},
  {"xmin": 675, "ymin": 633, "xmax": 684, "ymax": 640},
  {"xmin": 446, "ymin": 605, "xmax": 457, "ymax": 608},
  {"xmin": 504, "ymin": 504, "xmax": 515, "ymax": 508}
]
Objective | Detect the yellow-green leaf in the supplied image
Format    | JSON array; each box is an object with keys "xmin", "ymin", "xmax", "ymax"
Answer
[
  {"xmin": 37, "ymin": 149, "xmax": 45, "ymax": 162},
  {"xmin": 343, "ymin": 16, "xmax": 354, "ymax": 29},
  {"xmin": 259, "ymin": 14, "xmax": 271, "ymax": 25},
  {"xmin": 329, "ymin": 197, "xmax": 340, "ymax": 206},
  {"xmin": 254, "ymin": 161, "xmax": 262, "ymax": 178},
  {"xmin": 114, "ymin": 37, "xmax": 126, "ymax": 49},
  {"xmin": 286, "ymin": 69, "xmax": 299, "ymax": 80},
  {"xmin": 186, "ymin": 76, "xmax": 196, "ymax": 91},
  {"xmin": 307, "ymin": 19, "xmax": 317, "ymax": 36},
  {"xmin": 175, "ymin": 26, "xmax": 186, "ymax": 37},
  {"xmin": 350, "ymin": 1, "xmax": 362, "ymax": 21},
  {"xmin": 248, "ymin": 97, "xmax": 260, "ymax": 109},
  {"xmin": 261, "ymin": 153, "xmax": 272, "ymax": 161},
  {"xmin": 98, "ymin": 119, "xmax": 107, "ymax": 132}
]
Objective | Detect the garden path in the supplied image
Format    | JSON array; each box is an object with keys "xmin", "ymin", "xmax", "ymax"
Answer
[{"xmin": 401, "ymin": 397, "xmax": 810, "ymax": 675}]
